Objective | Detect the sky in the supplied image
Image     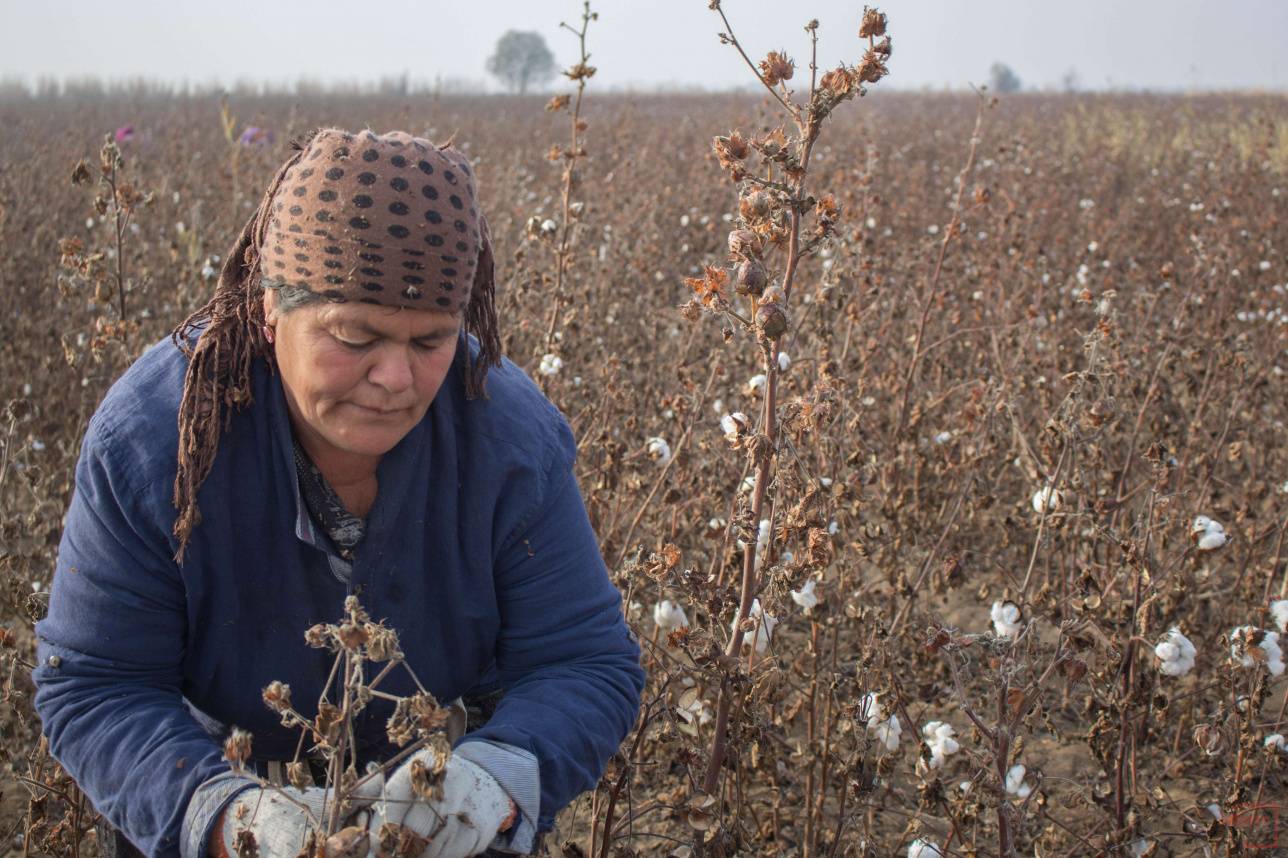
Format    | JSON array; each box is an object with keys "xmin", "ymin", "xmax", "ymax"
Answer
[{"xmin": 1, "ymin": 0, "xmax": 1285, "ymax": 93}]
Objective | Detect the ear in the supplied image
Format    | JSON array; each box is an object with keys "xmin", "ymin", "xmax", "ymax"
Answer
[{"xmin": 262, "ymin": 288, "xmax": 278, "ymax": 325}]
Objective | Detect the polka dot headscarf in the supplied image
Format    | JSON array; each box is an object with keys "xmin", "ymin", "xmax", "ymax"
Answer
[
  {"xmin": 167, "ymin": 127, "xmax": 501, "ymax": 563},
  {"xmin": 261, "ymin": 128, "xmax": 489, "ymax": 313}
]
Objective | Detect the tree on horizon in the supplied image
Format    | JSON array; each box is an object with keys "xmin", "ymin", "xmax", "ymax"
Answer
[{"xmin": 486, "ymin": 31, "xmax": 557, "ymax": 94}]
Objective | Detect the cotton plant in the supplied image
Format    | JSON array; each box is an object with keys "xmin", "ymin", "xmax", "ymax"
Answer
[
  {"xmin": 860, "ymin": 692, "xmax": 902, "ymax": 752},
  {"xmin": 653, "ymin": 600, "xmax": 690, "ymax": 634},
  {"xmin": 1154, "ymin": 627, "xmax": 1198, "ymax": 677},
  {"xmin": 990, "ymin": 600, "xmax": 1023, "ymax": 639},
  {"xmin": 1192, "ymin": 515, "xmax": 1228, "ymax": 551},
  {"xmin": 1229, "ymin": 626, "xmax": 1285, "ymax": 676}
]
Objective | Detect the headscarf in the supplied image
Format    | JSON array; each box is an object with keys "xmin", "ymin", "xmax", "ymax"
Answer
[{"xmin": 168, "ymin": 128, "xmax": 500, "ymax": 562}]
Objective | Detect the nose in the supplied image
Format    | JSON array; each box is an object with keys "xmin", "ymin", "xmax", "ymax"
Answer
[{"xmin": 367, "ymin": 345, "xmax": 414, "ymax": 395}]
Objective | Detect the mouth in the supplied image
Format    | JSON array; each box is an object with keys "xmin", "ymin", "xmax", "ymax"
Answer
[{"xmin": 349, "ymin": 403, "xmax": 408, "ymax": 416}]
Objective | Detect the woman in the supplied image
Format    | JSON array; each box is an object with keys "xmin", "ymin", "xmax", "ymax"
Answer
[{"xmin": 32, "ymin": 128, "xmax": 644, "ymax": 857}]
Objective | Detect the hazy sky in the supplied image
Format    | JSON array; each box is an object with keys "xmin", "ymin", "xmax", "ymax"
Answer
[{"xmin": 1, "ymin": 0, "xmax": 1284, "ymax": 93}]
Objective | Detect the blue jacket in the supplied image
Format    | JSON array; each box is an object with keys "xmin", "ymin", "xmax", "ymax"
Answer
[{"xmin": 32, "ymin": 332, "xmax": 644, "ymax": 856}]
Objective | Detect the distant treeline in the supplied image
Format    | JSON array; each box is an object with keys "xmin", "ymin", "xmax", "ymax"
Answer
[
  {"xmin": 0, "ymin": 74, "xmax": 757, "ymax": 102},
  {"xmin": 0, "ymin": 73, "xmax": 491, "ymax": 101}
]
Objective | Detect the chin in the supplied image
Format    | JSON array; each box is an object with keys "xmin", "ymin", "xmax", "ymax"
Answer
[
  {"xmin": 329, "ymin": 421, "xmax": 413, "ymax": 458},
  {"xmin": 350, "ymin": 430, "xmax": 409, "ymax": 457}
]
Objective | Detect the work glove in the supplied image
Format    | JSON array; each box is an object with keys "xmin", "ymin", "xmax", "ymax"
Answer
[
  {"xmin": 359, "ymin": 746, "xmax": 517, "ymax": 858},
  {"xmin": 218, "ymin": 783, "xmax": 372, "ymax": 857}
]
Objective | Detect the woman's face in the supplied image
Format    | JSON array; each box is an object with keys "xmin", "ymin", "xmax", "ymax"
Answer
[{"xmin": 265, "ymin": 292, "xmax": 461, "ymax": 465}]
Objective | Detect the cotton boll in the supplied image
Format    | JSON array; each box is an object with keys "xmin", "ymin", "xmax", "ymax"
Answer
[
  {"xmin": 1004, "ymin": 764, "xmax": 1033, "ymax": 799},
  {"xmin": 777, "ymin": 352, "xmax": 791, "ymax": 371},
  {"xmin": 1229, "ymin": 626, "xmax": 1285, "ymax": 676},
  {"xmin": 907, "ymin": 840, "xmax": 943, "ymax": 858},
  {"xmin": 1264, "ymin": 733, "xmax": 1287, "ymax": 753},
  {"xmin": 872, "ymin": 715, "xmax": 901, "ymax": 751},
  {"xmin": 922, "ymin": 721, "xmax": 959, "ymax": 769},
  {"xmin": 932, "ymin": 430, "xmax": 953, "ymax": 445},
  {"xmin": 1270, "ymin": 600, "xmax": 1288, "ymax": 634},
  {"xmin": 1032, "ymin": 485, "xmax": 1063, "ymax": 514},
  {"xmin": 991, "ymin": 600, "xmax": 1023, "ymax": 639},
  {"xmin": 1155, "ymin": 627, "xmax": 1197, "ymax": 677},
  {"xmin": 1192, "ymin": 515, "xmax": 1227, "ymax": 550},
  {"xmin": 859, "ymin": 693, "xmax": 901, "ymax": 751},
  {"xmin": 646, "ymin": 437, "xmax": 672, "ymax": 467},
  {"xmin": 747, "ymin": 373, "xmax": 767, "ymax": 394},
  {"xmin": 538, "ymin": 353, "xmax": 563, "ymax": 376},
  {"xmin": 653, "ymin": 600, "xmax": 689, "ymax": 633},
  {"xmin": 1197, "ymin": 530, "xmax": 1227, "ymax": 550},
  {"xmin": 720, "ymin": 412, "xmax": 749, "ymax": 439},
  {"xmin": 748, "ymin": 600, "xmax": 778, "ymax": 654},
  {"xmin": 1192, "ymin": 515, "xmax": 1225, "ymax": 537},
  {"xmin": 790, "ymin": 579, "xmax": 820, "ymax": 614},
  {"xmin": 730, "ymin": 598, "xmax": 777, "ymax": 654},
  {"xmin": 677, "ymin": 691, "xmax": 713, "ymax": 727}
]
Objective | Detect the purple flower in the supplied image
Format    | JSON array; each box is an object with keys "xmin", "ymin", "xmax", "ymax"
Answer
[
  {"xmin": 238, "ymin": 126, "xmax": 275, "ymax": 147},
  {"xmin": 114, "ymin": 125, "xmax": 135, "ymax": 143}
]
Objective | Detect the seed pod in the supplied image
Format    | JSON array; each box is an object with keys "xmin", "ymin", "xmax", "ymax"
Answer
[
  {"xmin": 756, "ymin": 302, "xmax": 788, "ymax": 339},
  {"xmin": 727, "ymin": 229, "xmax": 760, "ymax": 258},
  {"xmin": 736, "ymin": 260, "xmax": 768, "ymax": 296},
  {"xmin": 741, "ymin": 190, "xmax": 773, "ymax": 220}
]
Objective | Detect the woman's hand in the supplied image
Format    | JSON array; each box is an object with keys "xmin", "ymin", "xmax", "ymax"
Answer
[
  {"xmin": 361, "ymin": 748, "xmax": 516, "ymax": 858},
  {"xmin": 207, "ymin": 785, "xmax": 370, "ymax": 857}
]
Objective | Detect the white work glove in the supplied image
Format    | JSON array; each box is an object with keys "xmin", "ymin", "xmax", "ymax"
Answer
[
  {"xmin": 219, "ymin": 784, "xmax": 371, "ymax": 857},
  {"xmin": 360, "ymin": 747, "xmax": 517, "ymax": 858}
]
